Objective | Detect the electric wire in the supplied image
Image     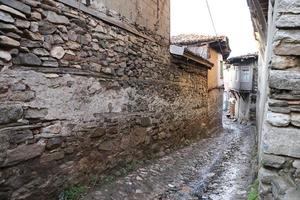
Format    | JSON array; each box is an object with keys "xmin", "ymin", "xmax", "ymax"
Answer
[{"xmin": 205, "ymin": 0, "xmax": 225, "ymax": 57}]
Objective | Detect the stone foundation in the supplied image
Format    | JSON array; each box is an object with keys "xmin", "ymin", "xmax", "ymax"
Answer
[{"xmin": 0, "ymin": 0, "xmax": 212, "ymax": 199}]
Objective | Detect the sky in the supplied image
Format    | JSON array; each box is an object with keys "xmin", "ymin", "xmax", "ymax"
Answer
[{"xmin": 171, "ymin": 0, "xmax": 258, "ymax": 57}]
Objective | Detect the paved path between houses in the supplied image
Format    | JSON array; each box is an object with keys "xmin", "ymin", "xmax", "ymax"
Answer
[{"xmin": 83, "ymin": 118, "xmax": 257, "ymax": 200}]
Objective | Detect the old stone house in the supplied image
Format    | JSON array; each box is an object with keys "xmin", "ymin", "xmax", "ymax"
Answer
[
  {"xmin": 247, "ymin": 0, "xmax": 300, "ymax": 199},
  {"xmin": 224, "ymin": 54, "xmax": 258, "ymax": 123},
  {"xmin": 0, "ymin": 0, "xmax": 226, "ymax": 199},
  {"xmin": 171, "ymin": 34, "xmax": 231, "ymax": 133}
]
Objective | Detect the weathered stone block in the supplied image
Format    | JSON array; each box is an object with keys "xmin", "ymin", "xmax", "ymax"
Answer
[
  {"xmin": 269, "ymin": 99, "xmax": 289, "ymax": 107},
  {"xmin": 15, "ymin": 19, "xmax": 30, "ymax": 28},
  {"xmin": 0, "ymin": 36, "xmax": 20, "ymax": 47},
  {"xmin": 271, "ymin": 55, "xmax": 300, "ymax": 70},
  {"xmin": 263, "ymin": 123, "xmax": 300, "ymax": 158},
  {"xmin": 274, "ymin": 30, "xmax": 300, "ymax": 56},
  {"xmin": 131, "ymin": 127, "xmax": 147, "ymax": 145},
  {"xmin": 91, "ymin": 127, "xmax": 105, "ymax": 138},
  {"xmin": 0, "ymin": 10, "xmax": 14, "ymax": 23},
  {"xmin": 261, "ymin": 154, "xmax": 286, "ymax": 169},
  {"xmin": 0, "ymin": 50, "xmax": 12, "ymax": 62},
  {"xmin": 24, "ymin": 30, "xmax": 44, "ymax": 41},
  {"xmin": 140, "ymin": 117, "xmax": 151, "ymax": 127},
  {"xmin": 291, "ymin": 105, "xmax": 300, "ymax": 112},
  {"xmin": 282, "ymin": 188, "xmax": 300, "ymax": 200},
  {"xmin": 13, "ymin": 53, "xmax": 41, "ymax": 66},
  {"xmin": 98, "ymin": 140, "xmax": 116, "ymax": 151},
  {"xmin": 9, "ymin": 91, "xmax": 35, "ymax": 102},
  {"xmin": 20, "ymin": 40, "xmax": 42, "ymax": 48},
  {"xmin": 31, "ymin": 11, "xmax": 41, "ymax": 20},
  {"xmin": 42, "ymin": 61, "xmax": 59, "ymax": 67},
  {"xmin": 0, "ymin": 5, "xmax": 26, "ymax": 19},
  {"xmin": 41, "ymin": 122, "xmax": 62, "ymax": 135},
  {"xmin": 271, "ymin": 91, "xmax": 300, "ymax": 101},
  {"xmin": 32, "ymin": 48, "xmax": 49, "ymax": 56},
  {"xmin": 266, "ymin": 111, "xmax": 290, "ymax": 127},
  {"xmin": 102, "ymin": 67, "xmax": 114, "ymax": 75},
  {"xmin": 0, "ymin": 134, "xmax": 9, "ymax": 152},
  {"xmin": 259, "ymin": 183, "xmax": 272, "ymax": 197},
  {"xmin": 291, "ymin": 113, "xmax": 300, "ymax": 127},
  {"xmin": 46, "ymin": 137, "xmax": 63, "ymax": 150},
  {"xmin": 269, "ymin": 70, "xmax": 300, "ymax": 90},
  {"xmin": 38, "ymin": 21, "xmax": 57, "ymax": 35},
  {"xmin": 2, "ymin": 143, "xmax": 45, "ymax": 167},
  {"xmin": 10, "ymin": 82, "xmax": 29, "ymax": 92},
  {"xmin": 0, "ymin": 22, "xmax": 20, "ymax": 33},
  {"xmin": 40, "ymin": 151, "xmax": 64, "ymax": 163},
  {"xmin": 259, "ymin": 167, "xmax": 278, "ymax": 184},
  {"xmin": 95, "ymin": 25, "xmax": 106, "ymax": 33},
  {"xmin": 50, "ymin": 46, "xmax": 65, "ymax": 59},
  {"xmin": 0, "ymin": 105, "xmax": 23, "ymax": 124},
  {"xmin": 0, "ymin": 0, "xmax": 31, "ymax": 15},
  {"xmin": 30, "ymin": 22, "xmax": 39, "ymax": 32},
  {"xmin": 45, "ymin": 11, "xmax": 69, "ymax": 24},
  {"xmin": 53, "ymin": 35, "xmax": 64, "ymax": 44},
  {"xmin": 6, "ymin": 32, "xmax": 20, "ymax": 40},
  {"xmin": 269, "ymin": 106, "xmax": 291, "ymax": 114},
  {"xmin": 276, "ymin": 14, "xmax": 300, "ymax": 28},
  {"xmin": 6, "ymin": 129, "xmax": 33, "ymax": 144},
  {"xmin": 271, "ymin": 176, "xmax": 294, "ymax": 196},
  {"xmin": 277, "ymin": 0, "xmax": 300, "ymax": 13},
  {"xmin": 24, "ymin": 108, "xmax": 48, "ymax": 119},
  {"xmin": 292, "ymin": 160, "xmax": 300, "ymax": 169}
]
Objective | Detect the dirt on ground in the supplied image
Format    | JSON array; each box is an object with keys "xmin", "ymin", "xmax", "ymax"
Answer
[{"xmin": 83, "ymin": 118, "xmax": 257, "ymax": 200}]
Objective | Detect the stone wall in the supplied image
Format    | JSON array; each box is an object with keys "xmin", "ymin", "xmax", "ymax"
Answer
[
  {"xmin": 0, "ymin": 0, "xmax": 211, "ymax": 199},
  {"xmin": 89, "ymin": 0, "xmax": 170, "ymax": 39},
  {"xmin": 208, "ymin": 88, "xmax": 223, "ymax": 133},
  {"xmin": 256, "ymin": 0, "xmax": 300, "ymax": 199}
]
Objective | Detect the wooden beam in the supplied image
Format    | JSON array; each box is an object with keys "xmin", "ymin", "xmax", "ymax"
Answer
[{"xmin": 252, "ymin": 0, "xmax": 268, "ymax": 27}]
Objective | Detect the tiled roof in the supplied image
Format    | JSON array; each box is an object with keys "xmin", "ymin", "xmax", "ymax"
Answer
[
  {"xmin": 227, "ymin": 53, "xmax": 258, "ymax": 64},
  {"xmin": 171, "ymin": 34, "xmax": 227, "ymax": 45}
]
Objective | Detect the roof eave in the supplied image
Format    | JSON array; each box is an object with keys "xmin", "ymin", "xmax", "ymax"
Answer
[
  {"xmin": 170, "ymin": 45, "xmax": 214, "ymax": 69},
  {"xmin": 183, "ymin": 50, "xmax": 214, "ymax": 69}
]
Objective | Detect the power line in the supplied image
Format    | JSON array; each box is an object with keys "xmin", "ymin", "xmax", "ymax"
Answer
[
  {"xmin": 205, "ymin": 0, "xmax": 218, "ymax": 36},
  {"xmin": 205, "ymin": 0, "xmax": 225, "ymax": 57}
]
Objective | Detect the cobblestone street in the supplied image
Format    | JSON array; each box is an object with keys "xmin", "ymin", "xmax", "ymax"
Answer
[{"xmin": 84, "ymin": 118, "xmax": 257, "ymax": 200}]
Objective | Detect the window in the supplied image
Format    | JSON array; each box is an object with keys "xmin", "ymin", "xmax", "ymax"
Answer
[{"xmin": 241, "ymin": 68, "xmax": 250, "ymax": 82}]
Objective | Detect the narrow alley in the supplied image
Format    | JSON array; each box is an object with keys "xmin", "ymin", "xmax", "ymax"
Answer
[{"xmin": 84, "ymin": 117, "xmax": 257, "ymax": 200}]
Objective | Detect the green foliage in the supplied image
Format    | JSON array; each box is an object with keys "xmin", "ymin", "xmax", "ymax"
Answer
[
  {"xmin": 247, "ymin": 179, "xmax": 259, "ymax": 200},
  {"xmin": 90, "ymin": 175, "xmax": 100, "ymax": 187},
  {"xmin": 103, "ymin": 175, "xmax": 116, "ymax": 184},
  {"xmin": 62, "ymin": 186, "xmax": 87, "ymax": 200},
  {"xmin": 124, "ymin": 160, "xmax": 142, "ymax": 172}
]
